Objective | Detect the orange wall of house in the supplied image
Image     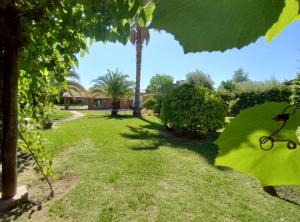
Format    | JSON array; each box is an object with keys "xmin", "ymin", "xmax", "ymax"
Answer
[{"xmin": 90, "ymin": 98, "xmax": 132, "ymax": 110}]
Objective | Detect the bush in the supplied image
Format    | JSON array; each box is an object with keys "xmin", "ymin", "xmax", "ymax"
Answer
[
  {"xmin": 160, "ymin": 84, "xmax": 226, "ymax": 136},
  {"xmin": 219, "ymin": 86, "xmax": 291, "ymax": 116},
  {"xmin": 143, "ymin": 96, "xmax": 156, "ymax": 109},
  {"xmin": 290, "ymin": 73, "xmax": 300, "ymax": 104},
  {"xmin": 153, "ymin": 96, "xmax": 163, "ymax": 114}
]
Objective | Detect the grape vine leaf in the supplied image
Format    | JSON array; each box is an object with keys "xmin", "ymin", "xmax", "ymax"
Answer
[
  {"xmin": 150, "ymin": 0, "xmax": 285, "ymax": 53},
  {"xmin": 266, "ymin": 0, "xmax": 300, "ymax": 42},
  {"xmin": 215, "ymin": 102, "xmax": 300, "ymax": 186}
]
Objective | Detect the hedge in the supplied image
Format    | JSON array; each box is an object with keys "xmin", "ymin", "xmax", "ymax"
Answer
[{"xmin": 219, "ymin": 87, "xmax": 291, "ymax": 116}]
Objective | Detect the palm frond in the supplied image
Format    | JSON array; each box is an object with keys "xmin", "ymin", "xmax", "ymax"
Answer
[
  {"xmin": 67, "ymin": 80, "xmax": 86, "ymax": 92},
  {"xmin": 66, "ymin": 69, "xmax": 80, "ymax": 81},
  {"xmin": 91, "ymin": 69, "xmax": 134, "ymax": 99}
]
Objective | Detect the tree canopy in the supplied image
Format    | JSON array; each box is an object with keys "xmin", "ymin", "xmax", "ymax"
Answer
[
  {"xmin": 146, "ymin": 74, "xmax": 174, "ymax": 95},
  {"xmin": 91, "ymin": 69, "xmax": 134, "ymax": 115},
  {"xmin": 232, "ymin": 69, "xmax": 249, "ymax": 84},
  {"xmin": 186, "ymin": 70, "xmax": 214, "ymax": 89}
]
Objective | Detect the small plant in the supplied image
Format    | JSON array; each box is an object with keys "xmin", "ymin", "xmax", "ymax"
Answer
[{"xmin": 42, "ymin": 106, "xmax": 54, "ymax": 129}]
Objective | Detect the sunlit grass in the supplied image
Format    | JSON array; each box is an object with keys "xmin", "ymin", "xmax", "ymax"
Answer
[
  {"xmin": 17, "ymin": 111, "xmax": 300, "ymax": 221},
  {"xmin": 52, "ymin": 106, "xmax": 73, "ymax": 120}
]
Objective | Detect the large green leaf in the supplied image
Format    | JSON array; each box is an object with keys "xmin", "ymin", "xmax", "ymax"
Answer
[
  {"xmin": 215, "ymin": 102, "xmax": 300, "ymax": 186},
  {"xmin": 151, "ymin": 0, "xmax": 285, "ymax": 52},
  {"xmin": 266, "ymin": 0, "xmax": 300, "ymax": 41}
]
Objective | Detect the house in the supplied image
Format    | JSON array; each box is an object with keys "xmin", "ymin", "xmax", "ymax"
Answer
[{"xmin": 63, "ymin": 91, "xmax": 133, "ymax": 110}]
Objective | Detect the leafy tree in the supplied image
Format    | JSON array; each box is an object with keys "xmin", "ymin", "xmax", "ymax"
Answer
[
  {"xmin": 91, "ymin": 69, "xmax": 134, "ymax": 116},
  {"xmin": 218, "ymin": 80, "xmax": 236, "ymax": 92},
  {"xmin": 146, "ymin": 74, "xmax": 174, "ymax": 94},
  {"xmin": 186, "ymin": 70, "xmax": 214, "ymax": 89},
  {"xmin": 232, "ymin": 68, "xmax": 249, "ymax": 83}
]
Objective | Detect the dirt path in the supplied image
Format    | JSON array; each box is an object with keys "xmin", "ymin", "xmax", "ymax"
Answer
[
  {"xmin": 60, "ymin": 110, "xmax": 85, "ymax": 122},
  {"xmin": 53, "ymin": 111, "xmax": 85, "ymax": 128}
]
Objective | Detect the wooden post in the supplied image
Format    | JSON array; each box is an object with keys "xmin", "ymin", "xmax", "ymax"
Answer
[
  {"xmin": 1, "ymin": 5, "xmax": 22, "ymax": 199},
  {"xmin": 2, "ymin": 42, "xmax": 19, "ymax": 199}
]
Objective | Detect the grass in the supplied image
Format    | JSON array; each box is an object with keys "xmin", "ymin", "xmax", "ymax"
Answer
[
  {"xmin": 15, "ymin": 111, "xmax": 300, "ymax": 221},
  {"xmin": 52, "ymin": 106, "xmax": 73, "ymax": 120}
]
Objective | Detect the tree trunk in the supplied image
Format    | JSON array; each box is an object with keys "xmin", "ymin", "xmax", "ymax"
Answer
[
  {"xmin": 111, "ymin": 97, "xmax": 119, "ymax": 116},
  {"xmin": 133, "ymin": 26, "xmax": 142, "ymax": 117}
]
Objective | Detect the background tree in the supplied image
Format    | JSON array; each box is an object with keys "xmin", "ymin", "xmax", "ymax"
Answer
[
  {"xmin": 218, "ymin": 80, "xmax": 236, "ymax": 92},
  {"xmin": 186, "ymin": 69, "xmax": 214, "ymax": 89},
  {"xmin": 91, "ymin": 69, "xmax": 133, "ymax": 116},
  {"xmin": 146, "ymin": 74, "xmax": 174, "ymax": 95},
  {"xmin": 232, "ymin": 68, "xmax": 249, "ymax": 83},
  {"xmin": 130, "ymin": 22, "xmax": 150, "ymax": 117}
]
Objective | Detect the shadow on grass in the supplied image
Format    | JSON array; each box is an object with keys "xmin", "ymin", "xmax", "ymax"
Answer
[
  {"xmin": 278, "ymin": 197, "xmax": 300, "ymax": 207},
  {"xmin": 120, "ymin": 117, "xmax": 219, "ymax": 165},
  {"xmin": 86, "ymin": 113, "xmax": 134, "ymax": 120},
  {"xmin": 0, "ymin": 201, "xmax": 43, "ymax": 221},
  {"xmin": 106, "ymin": 114, "xmax": 136, "ymax": 120},
  {"xmin": 123, "ymin": 117, "xmax": 300, "ymax": 206}
]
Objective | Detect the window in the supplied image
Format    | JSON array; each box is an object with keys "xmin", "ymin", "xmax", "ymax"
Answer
[{"xmin": 94, "ymin": 99, "xmax": 103, "ymax": 106}]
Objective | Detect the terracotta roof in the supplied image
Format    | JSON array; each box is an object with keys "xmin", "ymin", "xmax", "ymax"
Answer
[
  {"xmin": 63, "ymin": 90, "xmax": 91, "ymax": 98},
  {"xmin": 63, "ymin": 90, "xmax": 131, "ymax": 99},
  {"xmin": 140, "ymin": 93, "xmax": 156, "ymax": 97}
]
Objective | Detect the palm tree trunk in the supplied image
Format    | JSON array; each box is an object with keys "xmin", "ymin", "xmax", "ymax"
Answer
[
  {"xmin": 133, "ymin": 26, "xmax": 142, "ymax": 117},
  {"xmin": 111, "ymin": 97, "xmax": 119, "ymax": 116}
]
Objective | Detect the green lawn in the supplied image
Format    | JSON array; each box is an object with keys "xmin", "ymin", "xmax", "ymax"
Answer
[
  {"xmin": 52, "ymin": 106, "xmax": 73, "ymax": 120},
  {"xmin": 17, "ymin": 111, "xmax": 300, "ymax": 221}
]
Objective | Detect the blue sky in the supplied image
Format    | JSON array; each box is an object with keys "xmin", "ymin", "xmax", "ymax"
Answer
[{"xmin": 76, "ymin": 20, "xmax": 300, "ymax": 90}]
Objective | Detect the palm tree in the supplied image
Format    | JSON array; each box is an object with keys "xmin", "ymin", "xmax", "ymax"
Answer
[
  {"xmin": 64, "ymin": 69, "xmax": 86, "ymax": 94},
  {"xmin": 130, "ymin": 22, "xmax": 150, "ymax": 117},
  {"xmin": 91, "ymin": 69, "xmax": 134, "ymax": 116}
]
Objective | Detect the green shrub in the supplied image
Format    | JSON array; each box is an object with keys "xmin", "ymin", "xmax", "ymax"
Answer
[
  {"xmin": 234, "ymin": 79, "xmax": 282, "ymax": 92},
  {"xmin": 219, "ymin": 86, "xmax": 291, "ymax": 116},
  {"xmin": 153, "ymin": 96, "xmax": 163, "ymax": 114},
  {"xmin": 290, "ymin": 73, "xmax": 300, "ymax": 104},
  {"xmin": 160, "ymin": 84, "xmax": 226, "ymax": 136},
  {"xmin": 143, "ymin": 96, "xmax": 156, "ymax": 109}
]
